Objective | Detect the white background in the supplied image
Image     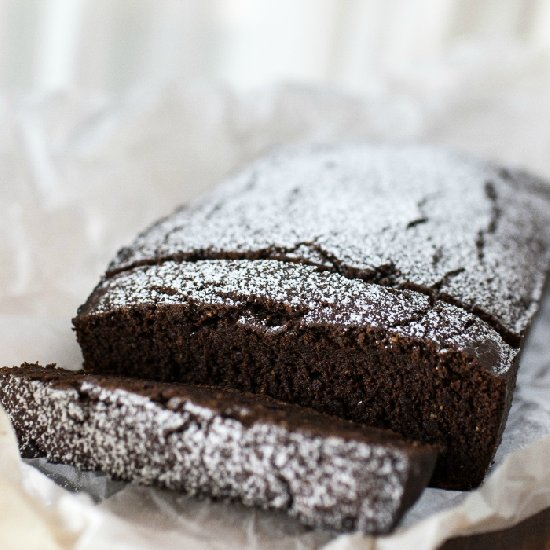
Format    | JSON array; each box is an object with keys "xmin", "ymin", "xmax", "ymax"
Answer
[{"xmin": 1, "ymin": 0, "xmax": 550, "ymax": 94}]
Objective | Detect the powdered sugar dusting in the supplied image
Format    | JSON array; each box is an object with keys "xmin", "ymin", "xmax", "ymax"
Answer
[
  {"xmin": 108, "ymin": 144, "xmax": 550, "ymax": 341},
  {"xmin": 89, "ymin": 259, "xmax": 516, "ymax": 375},
  {"xmin": 0, "ymin": 370, "xmax": 433, "ymax": 533}
]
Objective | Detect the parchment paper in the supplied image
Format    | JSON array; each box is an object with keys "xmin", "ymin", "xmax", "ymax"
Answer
[{"xmin": 1, "ymin": 44, "xmax": 550, "ymax": 549}]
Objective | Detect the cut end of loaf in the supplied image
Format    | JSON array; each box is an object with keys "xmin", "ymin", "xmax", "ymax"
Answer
[{"xmin": 74, "ymin": 259, "xmax": 517, "ymax": 490}]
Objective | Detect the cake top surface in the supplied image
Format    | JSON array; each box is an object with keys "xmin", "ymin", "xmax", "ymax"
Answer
[
  {"xmin": 82, "ymin": 259, "xmax": 517, "ymax": 376},
  {"xmin": 107, "ymin": 143, "xmax": 550, "ymax": 345}
]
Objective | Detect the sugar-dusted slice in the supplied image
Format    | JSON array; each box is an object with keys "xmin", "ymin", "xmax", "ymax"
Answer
[{"xmin": 0, "ymin": 364, "xmax": 437, "ymax": 534}]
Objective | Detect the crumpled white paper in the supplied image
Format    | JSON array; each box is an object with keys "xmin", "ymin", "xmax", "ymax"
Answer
[
  {"xmin": 1, "ymin": 43, "xmax": 550, "ymax": 549},
  {"xmin": 0, "ymin": 407, "xmax": 86, "ymax": 550}
]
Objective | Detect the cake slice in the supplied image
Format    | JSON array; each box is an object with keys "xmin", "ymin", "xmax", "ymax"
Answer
[
  {"xmin": 0, "ymin": 364, "xmax": 437, "ymax": 533},
  {"xmin": 73, "ymin": 144, "xmax": 550, "ymax": 489}
]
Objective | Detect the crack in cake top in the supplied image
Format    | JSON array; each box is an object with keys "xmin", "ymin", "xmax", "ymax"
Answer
[{"xmin": 107, "ymin": 143, "xmax": 550, "ymax": 344}]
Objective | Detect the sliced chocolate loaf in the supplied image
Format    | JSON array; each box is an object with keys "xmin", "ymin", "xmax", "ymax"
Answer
[
  {"xmin": 0, "ymin": 364, "xmax": 437, "ymax": 533},
  {"xmin": 74, "ymin": 144, "xmax": 550, "ymax": 489}
]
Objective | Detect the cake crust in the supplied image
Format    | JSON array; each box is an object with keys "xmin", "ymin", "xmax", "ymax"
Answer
[{"xmin": 106, "ymin": 144, "xmax": 550, "ymax": 345}]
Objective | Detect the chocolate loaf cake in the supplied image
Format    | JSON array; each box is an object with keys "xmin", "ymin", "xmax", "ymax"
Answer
[
  {"xmin": 0, "ymin": 364, "xmax": 437, "ymax": 533},
  {"xmin": 74, "ymin": 144, "xmax": 550, "ymax": 489}
]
